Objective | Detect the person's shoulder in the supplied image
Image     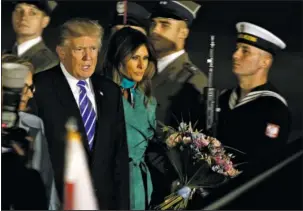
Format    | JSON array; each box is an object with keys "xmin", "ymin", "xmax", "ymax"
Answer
[
  {"xmin": 260, "ymin": 94, "xmax": 289, "ymax": 112},
  {"xmin": 92, "ymin": 74, "xmax": 121, "ymax": 93},
  {"xmin": 33, "ymin": 46, "xmax": 59, "ymax": 71},
  {"xmin": 18, "ymin": 111, "xmax": 44, "ymax": 131},
  {"xmin": 183, "ymin": 62, "xmax": 208, "ymax": 93},
  {"xmin": 33, "ymin": 65, "xmax": 60, "ymax": 84}
]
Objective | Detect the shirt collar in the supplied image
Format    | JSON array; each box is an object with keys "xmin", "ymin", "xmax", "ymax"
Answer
[
  {"xmin": 60, "ymin": 62, "xmax": 92, "ymax": 93},
  {"xmin": 157, "ymin": 49, "xmax": 185, "ymax": 73},
  {"xmin": 17, "ymin": 36, "xmax": 42, "ymax": 56}
]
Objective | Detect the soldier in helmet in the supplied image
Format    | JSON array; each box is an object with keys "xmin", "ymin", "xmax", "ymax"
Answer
[{"xmin": 145, "ymin": 0, "xmax": 208, "ymax": 207}]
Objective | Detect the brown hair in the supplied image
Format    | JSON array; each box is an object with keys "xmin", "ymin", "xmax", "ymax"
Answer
[
  {"xmin": 102, "ymin": 27, "xmax": 157, "ymax": 106},
  {"xmin": 57, "ymin": 18, "xmax": 104, "ymax": 50}
]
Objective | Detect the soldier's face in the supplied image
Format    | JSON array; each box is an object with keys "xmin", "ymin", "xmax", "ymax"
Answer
[
  {"xmin": 125, "ymin": 44, "xmax": 149, "ymax": 82},
  {"xmin": 12, "ymin": 3, "xmax": 50, "ymax": 39},
  {"xmin": 56, "ymin": 36, "xmax": 99, "ymax": 80},
  {"xmin": 232, "ymin": 43, "xmax": 264, "ymax": 76},
  {"xmin": 149, "ymin": 17, "xmax": 183, "ymax": 55}
]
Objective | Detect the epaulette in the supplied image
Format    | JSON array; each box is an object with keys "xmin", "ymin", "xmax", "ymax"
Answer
[{"xmin": 183, "ymin": 62, "xmax": 200, "ymax": 75}]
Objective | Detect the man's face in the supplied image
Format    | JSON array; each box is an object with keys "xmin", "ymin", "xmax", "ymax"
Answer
[
  {"xmin": 12, "ymin": 3, "xmax": 49, "ymax": 39},
  {"xmin": 232, "ymin": 43, "xmax": 264, "ymax": 76},
  {"xmin": 149, "ymin": 17, "xmax": 182, "ymax": 54},
  {"xmin": 57, "ymin": 36, "xmax": 99, "ymax": 80}
]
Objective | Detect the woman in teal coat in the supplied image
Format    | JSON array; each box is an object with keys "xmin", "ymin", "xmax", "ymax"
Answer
[{"xmin": 102, "ymin": 27, "xmax": 158, "ymax": 210}]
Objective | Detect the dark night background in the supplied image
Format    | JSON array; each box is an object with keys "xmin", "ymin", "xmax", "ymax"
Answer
[
  {"xmin": 1, "ymin": 1, "xmax": 303, "ymax": 209},
  {"xmin": 2, "ymin": 0, "xmax": 303, "ymax": 139}
]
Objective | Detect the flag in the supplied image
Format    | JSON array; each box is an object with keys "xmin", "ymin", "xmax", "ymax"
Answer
[{"xmin": 64, "ymin": 118, "xmax": 99, "ymax": 210}]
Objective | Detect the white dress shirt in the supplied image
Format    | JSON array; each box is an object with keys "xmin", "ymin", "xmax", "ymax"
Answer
[
  {"xmin": 157, "ymin": 49, "xmax": 185, "ymax": 73},
  {"xmin": 60, "ymin": 63, "xmax": 97, "ymax": 115},
  {"xmin": 17, "ymin": 36, "xmax": 42, "ymax": 56}
]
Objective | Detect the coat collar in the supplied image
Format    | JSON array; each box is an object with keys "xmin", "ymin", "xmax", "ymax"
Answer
[
  {"xmin": 228, "ymin": 82, "xmax": 287, "ymax": 109},
  {"xmin": 20, "ymin": 40, "xmax": 47, "ymax": 60},
  {"xmin": 153, "ymin": 51, "xmax": 191, "ymax": 88}
]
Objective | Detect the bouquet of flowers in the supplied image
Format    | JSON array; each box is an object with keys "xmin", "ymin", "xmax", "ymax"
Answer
[{"xmin": 154, "ymin": 121, "xmax": 244, "ymax": 210}]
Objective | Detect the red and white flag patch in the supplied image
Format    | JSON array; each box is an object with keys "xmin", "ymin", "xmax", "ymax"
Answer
[{"xmin": 265, "ymin": 123, "xmax": 280, "ymax": 138}]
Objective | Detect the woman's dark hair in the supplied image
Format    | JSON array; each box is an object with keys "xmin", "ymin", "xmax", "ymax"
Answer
[{"xmin": 101, "ymin": 27, "xmax": 157, "ymax": 105}]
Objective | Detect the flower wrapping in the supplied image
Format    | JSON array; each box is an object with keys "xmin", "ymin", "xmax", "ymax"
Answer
[{"xmin": 154, "ymin": 122, "xmax": 244, "ymax": 210}]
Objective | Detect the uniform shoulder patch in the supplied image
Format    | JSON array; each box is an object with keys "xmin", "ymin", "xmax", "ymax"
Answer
[
  {"xmin": 183, "ymin": 62, "xmax": 200, "ymax": 74},
  {"xmin": 265, "ymin": 123, "xmax": 280, "ymax": 138}
]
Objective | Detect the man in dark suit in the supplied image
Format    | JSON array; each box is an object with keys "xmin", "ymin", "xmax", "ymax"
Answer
[
  {"xmin": 33, "ymin": 18, "xmax": 129, "ymax": 209},
  {"xmin": 10, "ymin": 0, "xmax": 58, "ymax": 73}
]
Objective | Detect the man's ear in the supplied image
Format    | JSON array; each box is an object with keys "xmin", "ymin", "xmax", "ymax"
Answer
[
  {"xmin": 178, "ymin": 24, "xmax": 189, "ymax": 40},
  {"xmin": 42, "ymin": 15, "xmax": 50, "ymax": 29},
  {"xmin": 56, "ymin": 46, "xmax": 65, "ymax": 61},
  {"xmin": 261, "ymin": 52, "xmax": 273, "ymax": 70}
]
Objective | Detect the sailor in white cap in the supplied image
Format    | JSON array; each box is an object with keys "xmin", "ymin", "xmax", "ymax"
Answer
[{"xmin": 217, "ymin": 22, "xmax": 291, "ymax": 164}]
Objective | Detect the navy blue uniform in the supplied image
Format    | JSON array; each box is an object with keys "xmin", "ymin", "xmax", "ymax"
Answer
[{"xmin": 217, "ymin": 83, "xmax": 291, "ymax": 162}]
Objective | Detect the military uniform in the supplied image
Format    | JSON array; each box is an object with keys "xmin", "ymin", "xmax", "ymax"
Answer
[
  {"xmin": 148, "ymin": 52, "xmax": 207, "ymax": 206},
  {"xmin": 153, "ymin": 52, "xmax": 207, "ymax": 130},
  {"xmin": 217, "ymin": 22, "xmax": 291, "ymax": 164},
  {"xmin": 217, "ymin": 83, "xmax": 291, "ymax": 161},
  {"xmin": 145, "ymin": 1, "xmax": 207, "ymax": 207},
  {"xmin": 10, "ymin": 0, "xmax": 59, "ymax": 74},
  {"xmin": 17, "ymin": 41, "xmax": 58, "ymax": 74}
]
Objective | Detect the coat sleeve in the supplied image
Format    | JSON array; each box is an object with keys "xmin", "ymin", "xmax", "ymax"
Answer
[{"xmin": 112, "ymin": 94, "xmax": 130, "ymax": 209}]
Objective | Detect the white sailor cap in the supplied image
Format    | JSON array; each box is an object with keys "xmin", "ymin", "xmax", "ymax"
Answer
[{"xmin": 236, "ymin": 22, "xmax": 286, "ymax": 55}]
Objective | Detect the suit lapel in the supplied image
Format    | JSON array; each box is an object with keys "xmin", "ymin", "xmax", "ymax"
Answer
[
  {"xmin": 52, "ymin": 67, "xmax": 90, "ymax": 152},
  {"xmin": 90, "ymin": 75, "xmax": 106, "ymax": 152}
]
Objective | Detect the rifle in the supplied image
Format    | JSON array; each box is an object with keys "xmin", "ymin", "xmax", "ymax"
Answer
[{"xmin": 203, "ymin": 35, "xmax": 220, "ymax": 137}]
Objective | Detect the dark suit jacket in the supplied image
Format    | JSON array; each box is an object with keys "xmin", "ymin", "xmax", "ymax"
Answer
[{"xmin": 33, "ymin": 65, "xmax": 130, "ymax": 209}]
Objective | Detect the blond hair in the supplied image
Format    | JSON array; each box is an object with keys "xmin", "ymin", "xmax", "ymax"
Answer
[
  {"xmin": 57, "ymin": 18, "xmax": 104, "ymax": 49},
  {"xmin": 1, "ymin": 54, "xmax": 34, "ymax": 73}
]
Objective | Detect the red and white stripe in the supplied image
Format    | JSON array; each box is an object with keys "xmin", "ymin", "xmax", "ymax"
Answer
[{"xmin": 64, "ymin": 133, "xmax": 99, "ymax": 210}]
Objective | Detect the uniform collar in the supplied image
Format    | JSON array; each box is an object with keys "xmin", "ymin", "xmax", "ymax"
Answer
[
  {"xmin": 229, "ymin": 82, "xmax": 286, "ymax": 109},
  {"xmin": 157, "ymin": 49, "xmax": 185, "ymax": 73},
  {"xmin": 17, "ymin": 36, "xmax": 42, "ymax": 56}
]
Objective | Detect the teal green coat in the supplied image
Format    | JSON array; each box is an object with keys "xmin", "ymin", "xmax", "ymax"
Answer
[{"xmin": 122, "ymin": 89, "xmax": 156, "ymax": 210}]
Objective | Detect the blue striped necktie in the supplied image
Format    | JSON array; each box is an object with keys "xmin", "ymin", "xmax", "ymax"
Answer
[{"xmin": 77, "ymin": 80, "xmax": 96, "ymax": 150}]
